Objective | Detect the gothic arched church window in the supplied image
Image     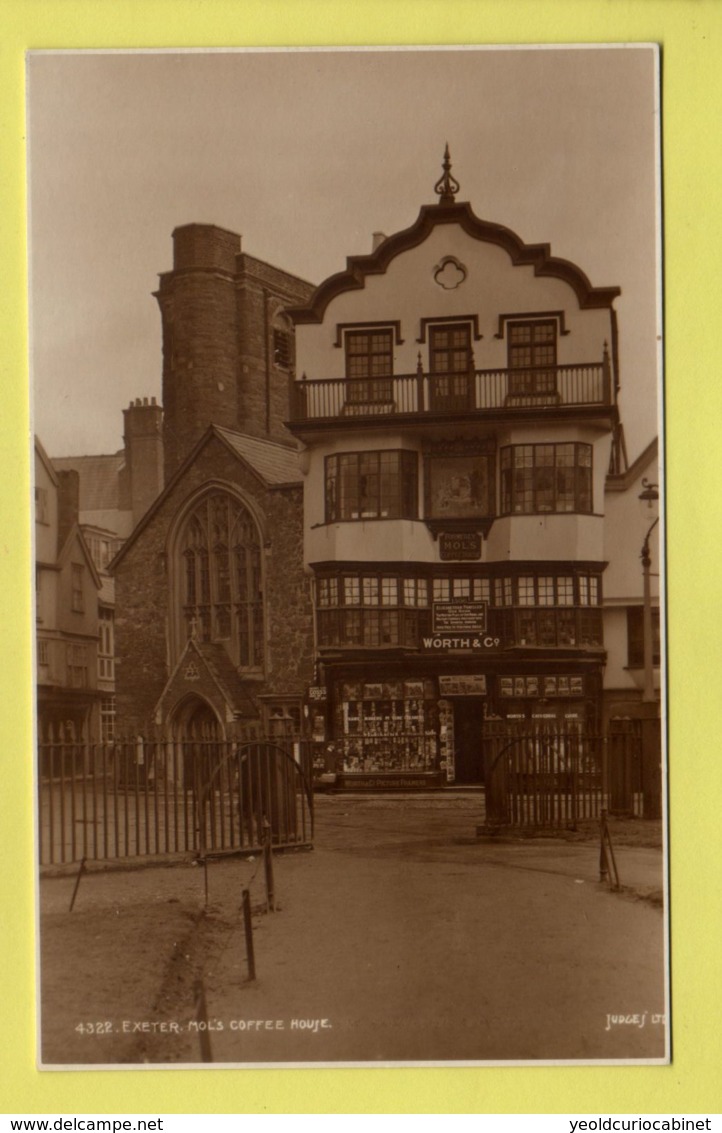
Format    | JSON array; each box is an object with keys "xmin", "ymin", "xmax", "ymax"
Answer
[{"xmin": 179, "ymin": 492, "xmax": 264, "ymax": 669}]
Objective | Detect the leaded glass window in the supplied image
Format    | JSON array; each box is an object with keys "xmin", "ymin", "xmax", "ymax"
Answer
[{"xmin": 180, "ymin": 493, "xmax": 263, "ymax": 668}]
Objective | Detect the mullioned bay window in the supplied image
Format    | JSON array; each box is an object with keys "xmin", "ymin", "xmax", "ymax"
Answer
[
  {"xmin": 325, "ymin": 450, "xmax": 418, "ymax": 522},
  {"xmin": 493, "ymin": 572, "xmax": 602, "ymax": 647},
  {"xmin": 500, "ymin": 443, "xmax": 592, "ymax": 514},
  {"xmin": 316, "ymin": 569, "xmax": 603, "ymax": 650},
  {"xmin": 317, "ymin": 572, "xmax": 430, "ymax": 648}
]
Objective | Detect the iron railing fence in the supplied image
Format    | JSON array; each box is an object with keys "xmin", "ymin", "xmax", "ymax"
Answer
[
  {"xmin": 38, "ymin": 737, "xmax": 314, "ymax": 866},
  {"xmin": 289, "ymin": 362, "xmax": 611, "ymax": 425},
  {"xmin": 482, "ymin": 721, "xmax": 645, "ymax": 832}
]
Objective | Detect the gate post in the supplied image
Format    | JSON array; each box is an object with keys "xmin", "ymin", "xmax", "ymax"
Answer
[
  {"xmin": 608, "ymin": 725, "xmax": 635, "ymax": 816},
  {"xmin": 481, "ymin": 721, "xmax": 509, "ymax": 831},
  {"xmin": 641, "ymin": 712, "xmax": 662, "ymax": 819}
]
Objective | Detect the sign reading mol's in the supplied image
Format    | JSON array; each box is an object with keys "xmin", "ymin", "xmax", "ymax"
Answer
[{"xmin": 439, "ymin": 532, "xmax": 482, "ymax": 561}]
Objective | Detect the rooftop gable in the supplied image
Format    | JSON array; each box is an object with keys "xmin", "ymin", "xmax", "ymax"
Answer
[
  {"xmin": 57, "ymin": 523, "xmax": 102, "ymax": 590},
  {"xmin": 111, "ymin": 425, "xmax": 300, "ymax": 570},
  {"xmin": 606, "ymin": 437, "xmax": 659, "ymax": 494},
  {"xmin": 212, "ymin": 427, "xmax": 301, "ymax": 488},
  {"xmin": 34, "ymin": 436, "xmax": 60, "ymax": 487},
  {"xmin": 288, "ymin": 199, "xmax": 621, "ymax": 326}
]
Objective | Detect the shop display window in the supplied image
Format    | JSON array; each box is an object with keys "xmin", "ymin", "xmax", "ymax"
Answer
[{"xmin": 335, "ymin": 678, "xmax": 439, "ymax": 773}]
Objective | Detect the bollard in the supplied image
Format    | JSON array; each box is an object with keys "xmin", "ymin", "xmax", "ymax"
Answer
[
  {"xmin": 263, "ymin": 839, "xmax": 276, "ymax": 913},
  {"xmin": 193, "ymin": 979, "xmax": 213, "ymax": 1063},
  {"xmin": 598, "ymin": 811, "xmax": 608, "ymax": 883},
  {"xmin": 69, "ymin": 857, "xmax": 87, "ymax": 912},
  {"xmin": 599, "ymin": 809, "xmax": 621, "ymax": 890},
  {"xmin": 242, "ymin": 888, "xmax": 256, "ymax": 981}
]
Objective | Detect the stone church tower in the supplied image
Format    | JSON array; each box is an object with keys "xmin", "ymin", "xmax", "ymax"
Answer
[
  {"xmin": 155, "ymin": 223, "xmax": 315, "ymax": 480},
  {"xmin": 111, "ymin": 223, "xmax": 317, "ymax": 740}
]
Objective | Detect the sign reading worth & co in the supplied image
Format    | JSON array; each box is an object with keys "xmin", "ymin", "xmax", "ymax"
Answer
[{"xmin": 421, "ymin": 633, "xmax": 501, "ymax": 652}]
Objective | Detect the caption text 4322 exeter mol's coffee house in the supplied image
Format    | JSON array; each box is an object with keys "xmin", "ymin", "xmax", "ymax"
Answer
[{"xmin": 288, "ymin": 152, "xmax": 651, "ymax": 790}]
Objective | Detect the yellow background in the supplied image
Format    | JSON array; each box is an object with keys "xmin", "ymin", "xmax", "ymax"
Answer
[{"xmin": 2, "ymin": 0, "xmax": 719, "ymax": 1116}]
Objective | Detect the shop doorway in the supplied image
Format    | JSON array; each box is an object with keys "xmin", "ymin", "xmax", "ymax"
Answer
[{"xmin": 452, "ymin": 699, "xmax": 485, "ymax": 784}]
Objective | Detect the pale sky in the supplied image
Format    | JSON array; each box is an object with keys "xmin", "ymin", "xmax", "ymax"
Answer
[{"xmin": 27, "ymin": 46, "xmax": 660, "ymax": 460}]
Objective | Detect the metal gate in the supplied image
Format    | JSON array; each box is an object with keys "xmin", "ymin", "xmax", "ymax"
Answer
[
  {"xmin": 482, "ymin": 720, "xmax": 643, "ymax": 833},
  {"xmin": 38, "ymin": 736, "xmax": 314, "ymax": 866}
]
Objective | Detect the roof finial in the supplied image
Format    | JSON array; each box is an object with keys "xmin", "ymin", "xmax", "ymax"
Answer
[{"xmin": 434, "ymin": 143, "xmax": 460, "ymax": 205}]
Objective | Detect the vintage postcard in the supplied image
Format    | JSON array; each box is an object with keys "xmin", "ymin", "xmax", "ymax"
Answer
[{"xmin": 28, "ymin": 45, "xmax": 666, "ymax": 1068}]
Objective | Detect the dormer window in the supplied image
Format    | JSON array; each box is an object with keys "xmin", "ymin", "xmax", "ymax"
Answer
[
  {"xmin": 344, "ymin": 329, "xmax": 393, "ymax": 404},
  {"xmin": 428, "ymin": 322, "xmax": 474, "ymax": 411},
  {"xmin": 507, "ymin": 319, "xmax": 557, "ymax": 398}
]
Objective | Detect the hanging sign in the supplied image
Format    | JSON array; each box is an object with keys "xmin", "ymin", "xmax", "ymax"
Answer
[{"xmin": 307, "ymin": 686, "xmax": 327, "ymax": 702}]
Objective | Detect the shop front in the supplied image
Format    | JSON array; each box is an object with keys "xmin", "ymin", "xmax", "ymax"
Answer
[{"xmin": 310, "ymin": 658, "xmax": 603, "ymax": 791}]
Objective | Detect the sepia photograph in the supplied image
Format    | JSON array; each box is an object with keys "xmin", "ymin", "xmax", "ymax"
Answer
[{"xmin": 28, "ymin": 44, "xmax": 666, "ymax": 1067}]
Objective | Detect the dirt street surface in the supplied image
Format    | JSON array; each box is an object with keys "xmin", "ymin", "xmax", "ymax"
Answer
[{"xmin": 39, "ymin": 793, "xmax": 667, "ymax": 1066}]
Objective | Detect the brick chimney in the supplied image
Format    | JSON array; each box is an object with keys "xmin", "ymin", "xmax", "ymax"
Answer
[
  {"xmin": 56, "ymin": 468, "xmax": 80, "ymax": 551},
  {"xmin": 122, "ymin": 397, "xmax": 164, "ymax": 526}
]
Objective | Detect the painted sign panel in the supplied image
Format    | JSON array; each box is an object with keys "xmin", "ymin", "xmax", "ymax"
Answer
[
  {"xmin": 438, "ymin": 674, "xmax": 487, "ymax": 696},
  {"xmin": 432, "ymin": 601, "xmax": 487, "ymax": 634},
  {"xmin": 499, "ymin": 674, "xmax": 586, "ymax": 697},
  {"xmin": 439, "ymin": 532, "xmax": 482, "ymax": 561},
  {"xmin": 421, "ymin": 634, "xmax": 501, "ymax": 652},
  {"xmin": 426, "ymin": 453, "xmax": 494, "ymax": 518}
]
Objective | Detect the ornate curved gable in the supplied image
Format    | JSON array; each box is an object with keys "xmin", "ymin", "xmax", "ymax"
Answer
[{"xmin": 288, "ymin": 200, "xmax": 620, "ymax": 326}]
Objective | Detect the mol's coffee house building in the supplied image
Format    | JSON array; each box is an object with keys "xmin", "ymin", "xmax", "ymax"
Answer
[{"xmin": 287, "ymin": 153, "xmax": 654, "ymax": 789}]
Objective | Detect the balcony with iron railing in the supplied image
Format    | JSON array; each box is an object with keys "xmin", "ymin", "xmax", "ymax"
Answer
[{"xmin": 288, "ymin": 358, "xmax": 614, "ymax": 430}]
